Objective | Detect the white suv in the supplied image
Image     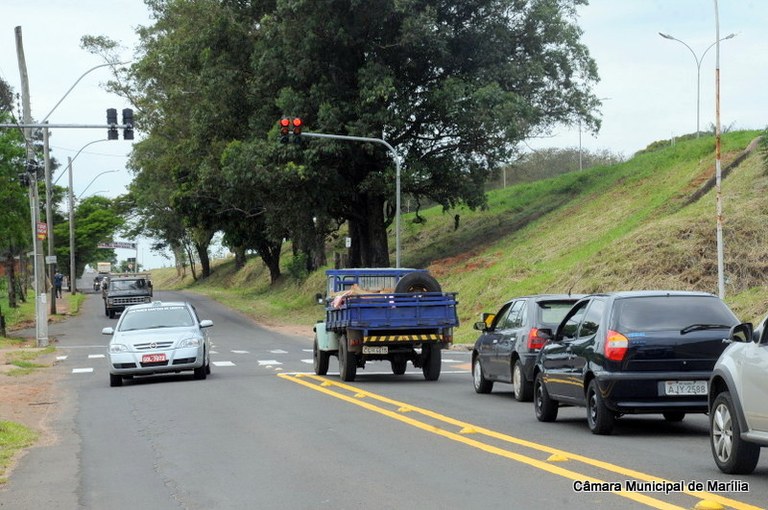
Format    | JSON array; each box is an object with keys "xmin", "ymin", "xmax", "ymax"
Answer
[{"xmin": 708, "ymin": 321, "xmax": 768, "ymax": 474}]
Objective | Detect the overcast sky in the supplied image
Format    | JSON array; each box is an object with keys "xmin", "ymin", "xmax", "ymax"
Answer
[{"xmin": 2, "ymin": 0, "xmax": 766, "ymax": 269}]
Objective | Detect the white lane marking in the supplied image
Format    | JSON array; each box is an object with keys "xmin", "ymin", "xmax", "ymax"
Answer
[
  {"xmin": 88, "ymin": 354, "xmax": 105, "ymax": 359},
  {"xmin": 301, "ymin": 359, "xmax": 314, "ymax": 364},
  {"xmin": 258, "ymin": 360, "xmax": 282, "ymax": 366},
  {"xmin": 72, "ymin": 368, "xmax": 94, "ymax": 374},
  {"xmin": 270, "ymin": 349, "xmax": 288, "ymax": 354},
  {"xmin": 57, "ymin": 356, "xmax": 68, "ymax": 361},
  {"xmin": 212, "ymin": 361, "xmax": 236, "ymax": 367},
  {"xmin": 231, "ymin": 350, "xmax": 250, "ymax": 354},
  {"xmin": 442, "ymin": 359, "xmax": 461, "ymax": 363},
  {"xmin": 281, "ymin": 370, "xmax": 470, "ymax": 376},
  {"xmin": 211, "ymin": 350, "xmax": 219, "ymax": 354},
  {"xmin": 302, "ymin": 349, "xmax": 313, "ymax": 353}
]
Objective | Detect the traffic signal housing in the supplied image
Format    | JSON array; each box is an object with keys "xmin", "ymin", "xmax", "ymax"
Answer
[
  {"xmin": 106, "ymin": 108, "xmax": 118, "ymax": 140},
  {"xmin": 122, "ymin": 108, "xmax": 134, "ymax": 140},
  {"xmin": 279, "ymin": 118, "xmax": 291, "ymax": 144}
]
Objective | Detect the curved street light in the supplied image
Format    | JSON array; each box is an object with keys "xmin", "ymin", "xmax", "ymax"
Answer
[
  {"xmin": 78, "ymin": 170, "xmax": 120, "ymax": 199},
  {"xmin": 659, "ymin": 32, "xmax": 736, "ymax": 138}
]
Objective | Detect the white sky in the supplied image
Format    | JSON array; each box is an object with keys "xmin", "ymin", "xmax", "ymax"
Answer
[{"xmin": 2, "ymin": 0, "xmax": 766, "ymax": 269}]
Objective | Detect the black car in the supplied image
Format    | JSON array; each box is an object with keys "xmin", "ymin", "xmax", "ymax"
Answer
[
  {"xmin": 472, "ymin": 294, "xmax": 582, "ymax": 401},
  {"xmin": 533, "ymin": 290, "xmax": 740, "ymax": 435}
]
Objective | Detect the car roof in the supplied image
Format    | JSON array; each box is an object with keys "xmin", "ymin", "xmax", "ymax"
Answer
[
  {"xmin": 581, "ymin": 290, "xmax": 716, "ymax": 300},
  {"xmin": 503, "ymin": 293, "xmax": 585, "ymax": 304},
  {"xmin": 125, "ymin": 301, "xmax": 188, "ymax": 312}
]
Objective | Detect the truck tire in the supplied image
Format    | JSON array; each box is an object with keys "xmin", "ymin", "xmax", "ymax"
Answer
[
  {"xmin": 391, "ymin": 357, "xmax": 407, "ymax": 375},
  {"xmin": 394, "ymin": 272, "xmax": 441, "ymax": 293},
  {"xmin": 339, "ymin": 336, "xmax": 357, "ymax": 382},
  {"xmin": 313, "ymin": 335, "xmax": 330, "ymax": 376},
  {"xmin": 108, "ymin": 309, "xmax": 116, "ymax": 319},
  {"xmin": 422, "ymin": 344, "xmax": 441, "ymax": 381}
]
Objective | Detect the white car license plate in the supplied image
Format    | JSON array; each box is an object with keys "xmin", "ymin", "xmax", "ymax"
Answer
[
  {"xmin": 142, "ymin": 353, "xmax": 167, "ymax": 363},
  {"xmin": 664, "ymin": 380, "xmax": 707, "ymax": 396},
  {"xmin": 362, "ymin": 346, "xmax": 388, "ymax": 355}
]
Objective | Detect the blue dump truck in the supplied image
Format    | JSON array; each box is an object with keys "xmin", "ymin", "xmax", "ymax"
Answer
[{"xmin": 313, "ymin": 268, "xmax": 459, "ymax": 382}]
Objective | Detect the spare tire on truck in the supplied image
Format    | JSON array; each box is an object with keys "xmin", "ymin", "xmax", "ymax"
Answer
[{"xmin": 394, "ymin": 272, "xmax": 441, "ymax": 293}]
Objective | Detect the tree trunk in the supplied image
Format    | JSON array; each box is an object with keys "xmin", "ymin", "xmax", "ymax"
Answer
[
  {"xmin": 257, "ymin": 239, "xmax": 282, "ymax": 284},
  {"xmin": 352, "ymin": 193, "xmax": 390, "ymax": 267},
  {"xmin": 5, "ymin": 252, "xmax": 17, "ymax": 308},
  {"xmin": 234, "ymin": 246, "xmax": 246, "ymax": 270},
  {"xmin": 195, "ymin": 241, "xmax": 211, "ymax": 278}
]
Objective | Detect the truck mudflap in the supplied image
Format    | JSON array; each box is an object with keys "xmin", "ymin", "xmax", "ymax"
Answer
[{"xmin": 364, "ymin": 334, "xmax": 444, "ymax": 343}]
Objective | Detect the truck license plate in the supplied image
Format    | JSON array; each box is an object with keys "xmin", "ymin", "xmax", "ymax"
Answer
[
  {"xmin": 664, "ymin": 380, "xmax": 707, "ymax": 396},
  {"xmin": 142, "ymin": 353, "xmax": 167, "ymax": 363},
  {"xmin": 362, "ymin": 346, "xmax": 388, "ymax": 355}
]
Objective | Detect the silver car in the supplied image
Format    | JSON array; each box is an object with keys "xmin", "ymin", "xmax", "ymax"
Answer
[
  {"xmin": 103, "ymin": 301, "xmax": 213, "ymax": 387},
  {"xmin": 709, "ymin": 321, "xmax": 768, "ymax": 474}
]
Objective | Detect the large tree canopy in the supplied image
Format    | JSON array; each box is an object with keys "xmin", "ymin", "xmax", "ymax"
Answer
[{"xmin": 101, "ymin": 0, "xmax": 599, "ymax": 277}]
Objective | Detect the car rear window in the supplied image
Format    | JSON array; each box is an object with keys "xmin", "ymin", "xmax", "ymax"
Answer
[
  {"xmin": 536, "ymin": 300, "xmax": 577, "ymax": 327},
  {"xmin": 612, "ymin": 296, "xmax": 736, "ymax": 332}
]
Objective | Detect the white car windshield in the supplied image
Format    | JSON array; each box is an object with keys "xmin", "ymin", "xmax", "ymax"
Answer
[{"xmin": 119, "ymin": 306, "xmax": 195, "ymax": 331}]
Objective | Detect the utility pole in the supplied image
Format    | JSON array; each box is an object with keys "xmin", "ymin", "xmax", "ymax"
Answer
[
  {"xmin": 15, "ymin": 26, "xmax": 48, "ymax": 347},
  {"xmin": 44, "ymin": 123, "xmax": 57, "ymax": 314},
  {"xmin": 68, "ymin": 157, "xmax": 77, "ymax": 294}
]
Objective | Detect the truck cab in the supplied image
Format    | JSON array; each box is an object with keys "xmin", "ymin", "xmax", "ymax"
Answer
[{"xmin": 103, "ymin": 274, "xmax": 153, "ymax": 318}]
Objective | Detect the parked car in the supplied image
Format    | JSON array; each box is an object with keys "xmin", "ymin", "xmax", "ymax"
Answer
[
  {"xmin": 532, "ymin": 290, "xmax": 740, "ymax": 435},
  {"xmin": 709, "ymin": 320, "xmax": 768, "ymax": 474},
  {"xmin": 103, "ymin": 301, "xmax": 213, "ymax": 387},
  {"xmin": 472, "ymin": 294, "xmax": 582, "ymax": 401}
]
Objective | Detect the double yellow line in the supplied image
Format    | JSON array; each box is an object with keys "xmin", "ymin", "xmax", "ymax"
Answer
[{"xmin": 278, "ymin": 373, "xmax": 764, "ymax": 510}]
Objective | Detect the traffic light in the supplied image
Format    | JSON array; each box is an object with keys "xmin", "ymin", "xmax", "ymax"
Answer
[
  {"xmin": 106, "ymin": 108, "xmax": 118, "ymax": 140},
  {"xmin": 122, "ymin": 108, "xmax": 134, "ymax": 140},
  {"xmin": 292, "ymin": 117, "xmax": 302, "ymax": 137},
  {"xmin": 279, "ymin": 118, "xmax": 291, "ymax": 143}
]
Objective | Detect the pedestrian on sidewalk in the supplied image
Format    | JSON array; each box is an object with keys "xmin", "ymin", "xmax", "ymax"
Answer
[{"xmin": 54, "ymin": 271, "xmax": 64, "ymax": 299}]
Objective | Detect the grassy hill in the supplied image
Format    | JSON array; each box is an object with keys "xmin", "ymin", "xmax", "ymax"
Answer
[{"xmin": 152, "ymin": 130, "xmax": 768, "ymax": 344}]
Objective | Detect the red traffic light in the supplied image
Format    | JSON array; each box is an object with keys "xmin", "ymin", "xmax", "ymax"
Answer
[
  {"xmin": 292, "ymin": 117, "xmax": 302, "ymax": 127},
  {"xmin": 279, "ymin": 118, "xmax": 291, "ymax": 128}
]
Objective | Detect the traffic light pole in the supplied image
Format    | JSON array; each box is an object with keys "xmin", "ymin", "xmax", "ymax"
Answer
[{"xmin": 300, "ymin": 131, "xmax": 403, "ymax": 268}]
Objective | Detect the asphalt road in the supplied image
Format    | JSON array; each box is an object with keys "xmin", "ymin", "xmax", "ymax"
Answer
[{"xmin": 1, "ymin": 290, "xmax": 765, "ymax": 509}]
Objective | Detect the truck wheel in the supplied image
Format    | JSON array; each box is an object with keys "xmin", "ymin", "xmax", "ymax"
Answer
[
  {"xmin": 104, "ymin": 304, "xmax": 109, "ymax": 317},
  {"xmin": 394, "ymin": 272, "xmax": 441, "ymax": 293},
  {"xmin": 313, "ymin": 335, "xmax": 330, "ymax": 376},
  {"xmin": 391, "ymin": 358, "xmax": 407, "ymax": 375},
  {"xmin": 422, "ymin": 344, "xmax": 441, "ymax": 381},
  {"xmin": 108, "ymin": 310, "xmax": 116, "ymax": 319},
  {"xmin": 339, "ymin": 337, "xmax": 357, "ymax": 382}
]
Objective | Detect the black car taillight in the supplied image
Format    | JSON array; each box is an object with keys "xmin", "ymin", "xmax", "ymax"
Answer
[
  {"xmin": 605, "ymin": 330, "xmax": 629, "ymax": 361},
  {"xmin": 528, "ymin": 328, "xmax": 546, "ymax": 350}
]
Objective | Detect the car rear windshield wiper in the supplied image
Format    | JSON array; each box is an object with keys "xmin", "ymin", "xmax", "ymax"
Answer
[{"xmin": 680, "ymin": 323, "xmax": 732, "ymax": 335}]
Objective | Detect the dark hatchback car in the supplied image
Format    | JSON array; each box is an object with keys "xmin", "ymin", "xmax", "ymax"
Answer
[
  {"xmin": 533, "ymin": 290, "xmax": 740, "ymax": 435},
  {"xmin": 472, "ymin": 295, "xmax": 582, "ymax": 401}
]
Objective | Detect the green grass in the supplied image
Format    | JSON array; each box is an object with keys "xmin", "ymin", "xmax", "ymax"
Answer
[
  {"xmin": 150, "ymin": 130, "xmax": 766, "ymax": 344},
  {"xmin": 0, "ymin": 421, "xmax": 38, "ymax": 485}
]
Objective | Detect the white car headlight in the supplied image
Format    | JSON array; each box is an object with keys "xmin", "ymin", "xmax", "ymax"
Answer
[
  {"xmin": 109, "ymin": 344, "xmax": 130, "ymax": 354},
  {"xmin": 177, "ymin": 337, "xmax": 202, "ymax": 348}
]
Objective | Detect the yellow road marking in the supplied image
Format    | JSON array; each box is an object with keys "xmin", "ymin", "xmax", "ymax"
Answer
[{"xmin": 279, "ymin": 373, "xmax": 764, "ymax": 510}]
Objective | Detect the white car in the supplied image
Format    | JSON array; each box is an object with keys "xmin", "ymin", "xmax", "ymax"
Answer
[
  {"xmin": 103, "ymin": 301, "xmax": 213, "ymax": 387},
  {"xmin": 709, "ymin": 321, "xmax": 768, "ymax": 474}
]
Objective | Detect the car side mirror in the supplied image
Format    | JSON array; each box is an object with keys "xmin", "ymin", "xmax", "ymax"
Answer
[
  {"xmin": 473, "ymin": 321, "xmax": 487, "ymax": 331},
  {"xmin": 102, "ymin": 327, "xmax": 114, "ymax": 335},
  {"xmin": 315, "ymin": 292, "xmax": 325, "ymax": 305},
  {"xmin": 728, "ymin": 322, "xmax": 753, "ymax": 343},
  {"xmin": 200, "ymin": 319, "xmax": 214, "ymax": 328}
]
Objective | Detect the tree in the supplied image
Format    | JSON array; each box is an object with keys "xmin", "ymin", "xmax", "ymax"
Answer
[
  {"xmin": 248, "ymin": 0, "xmax": 600, "ymax": 267},
  {"xmin": 0, "ymin": 92, "xmax": 29, "ymax": 307}
]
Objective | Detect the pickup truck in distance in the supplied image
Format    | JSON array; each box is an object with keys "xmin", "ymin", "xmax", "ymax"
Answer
[{"xmin": 313, "ymin": 268, "xmax": 459, "ymax": 382}]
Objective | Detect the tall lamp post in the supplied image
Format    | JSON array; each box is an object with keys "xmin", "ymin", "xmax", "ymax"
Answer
[
  {"xmin": 67, "ymin": 169, "xmax": 119, "ymax": 294},
  {"xmin": 658, "ymin": 31, "xmax": 736, "ymax": 138}
]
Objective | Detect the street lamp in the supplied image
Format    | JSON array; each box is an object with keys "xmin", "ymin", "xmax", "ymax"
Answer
[
  {"xmin": 78, "ymin": 170, "xmax": 119, "ymax": 198},
  {"xmin": 659, "ymin": 31, "xmax": 736, "ymax": 138}
]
